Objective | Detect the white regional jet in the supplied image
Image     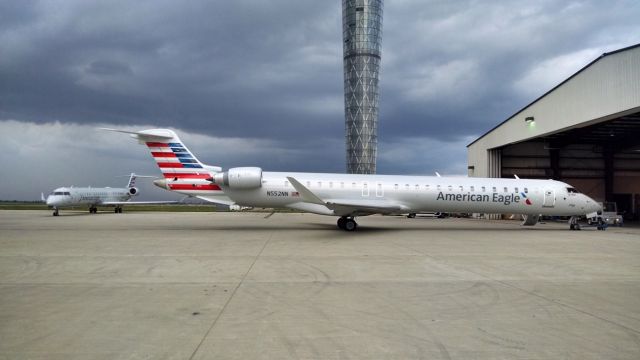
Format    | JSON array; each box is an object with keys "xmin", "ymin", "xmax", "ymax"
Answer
[
  {"xmin": 103, "ymin": 128, "xmax": 602, "ymax": 231},
  {"xmin": 44, "ymin": 173, "xmax": 176, "ymax": 216}
]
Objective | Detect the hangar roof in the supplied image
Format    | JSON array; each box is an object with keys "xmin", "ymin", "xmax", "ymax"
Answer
[{"xmin": 468, "ymin": 43, "xmax": 640, "ymax": 148}]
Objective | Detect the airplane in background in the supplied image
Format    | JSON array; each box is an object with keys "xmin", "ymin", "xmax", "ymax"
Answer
[
  {"xmin": 43, "ymin": 173, "xmax": 177, "ymax": 216},
  {"xmin": 103, "ymin": 128, "xmax": 602, "ymax": 231}
]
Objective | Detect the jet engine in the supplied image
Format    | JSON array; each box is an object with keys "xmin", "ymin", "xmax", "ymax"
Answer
[
  {"xmin": 212, "ymin": 167, "xmax": 263, "ymax": 189},
  {"xmin": 128, "ymin": 187, "xmax": 139, "ymax": 196}
]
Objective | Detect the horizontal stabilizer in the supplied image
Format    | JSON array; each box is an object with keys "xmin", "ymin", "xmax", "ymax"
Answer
[{"xmin": 100, "ymin": 128, "xmax": 174, "ymax": 140}]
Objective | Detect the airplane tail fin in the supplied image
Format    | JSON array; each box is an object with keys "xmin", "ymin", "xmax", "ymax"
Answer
[
  {"xmin": 102, "ymin": 128, "xmax": 223, "ymax": 193},
  {"xmin": 127, "ymin": 173, "xmax": 137, "ymax": 188}
]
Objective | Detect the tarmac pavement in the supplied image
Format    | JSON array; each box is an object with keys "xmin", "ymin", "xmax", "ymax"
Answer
[{"xmin": 0, "ymin": 210, "xmax": 639, "ymax": 359}]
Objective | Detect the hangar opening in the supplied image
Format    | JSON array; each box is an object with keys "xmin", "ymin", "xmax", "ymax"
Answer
[{"xmin": 468, "ymin": 44, "xmax": 640, "ymax": 221}]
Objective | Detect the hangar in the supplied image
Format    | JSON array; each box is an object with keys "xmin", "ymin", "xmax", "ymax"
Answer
[{"xmin": 468, "ymin": 43, "xmax": 640, "ymax": 221}]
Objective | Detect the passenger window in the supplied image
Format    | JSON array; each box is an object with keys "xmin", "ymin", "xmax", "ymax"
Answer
[
  {"xmin": 459, "ymin": 186, "xmax": 463, "ymax": 191},
  {"xmin": 329, "ymin": 182, "xmax": 333, "ymax": 188},
  {"xmin": 448, "ymin": 185, "xmax": 452, "ymax": 191},
  {"xmin": 492, "ymin": 187, "xmax": 497, "ymax": 192},
  {"xmin": 394, "ymin": 184, "xmax": 399, "ymax": 190},
  {"xmin": 504, "ymin": 187, "xmax": 508, "ymax": 193},
  {"xmin": 514, "ymin": 187, "xmax": 518, "ymax": 193},
  {"xmin": 481, "ymin": 186, "xmax": 486, "ymax": 192},
  {"xmin": 284, "ymin": 181, "xmax": 289, "ymax": 187},
  {"xmin": 437, "ymin": 185, "xmax": 441, "ymax": 191},
  {"xmin": 340, "ymin": 182, "xmax": 344, "ymax": 188},
  {"xmin": 470, "ymin": 186, "xmax": 475, "ymax": 192},
  {"xmin": 524, "ymin": 187, "xmax": 528, "ymax": 193},
  {"xmin": 415, "ymin": 184, "xmax": 419, "ymax": 190}
]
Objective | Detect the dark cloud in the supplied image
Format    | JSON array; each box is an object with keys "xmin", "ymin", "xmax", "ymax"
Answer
[{"xmin": 1, "ymin": 0, "xmax": 639, "ymax": 199}]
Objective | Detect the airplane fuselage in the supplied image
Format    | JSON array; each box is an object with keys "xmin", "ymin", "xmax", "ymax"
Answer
[
  {"xmin": 46, "ymin": 187, "xmax": 132, "ymax": 208},
  {"xmin": 215, "ymin": 172, "xmax": 599, "ymax": 217}
]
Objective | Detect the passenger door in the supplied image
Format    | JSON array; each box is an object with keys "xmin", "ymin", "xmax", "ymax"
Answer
[{"xmin": 543, "ymin": 189, "xmax": 555, "ymax": 207}]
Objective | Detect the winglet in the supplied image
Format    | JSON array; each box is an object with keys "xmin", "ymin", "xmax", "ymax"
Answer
[
  {"xmin": 41, "ymin": 192, "xmax": 46, "ymax": 202},
  {"xmin": 286, "ymin": 177, "xmax": 325, "ymax": 205}
]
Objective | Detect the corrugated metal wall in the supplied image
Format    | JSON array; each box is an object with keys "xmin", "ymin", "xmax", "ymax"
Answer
[{"xmin": 468, "ymin": 46, "xmax": 640, "ymax": 178}]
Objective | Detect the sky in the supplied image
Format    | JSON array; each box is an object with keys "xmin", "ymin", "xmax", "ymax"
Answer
[{"xmin": 1, "ymin": 0, "xmax": 639, "ymax": 200}]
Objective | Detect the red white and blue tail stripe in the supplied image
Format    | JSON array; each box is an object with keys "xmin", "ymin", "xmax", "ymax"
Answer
[{"xmin": 102, "ymin": 128, "xmax": 224, "ymax": 195}]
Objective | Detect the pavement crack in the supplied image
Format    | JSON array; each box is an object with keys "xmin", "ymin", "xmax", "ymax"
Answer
[{"xmin": 187, "ymin": 233, "xmax": 272, "ymax": 360}]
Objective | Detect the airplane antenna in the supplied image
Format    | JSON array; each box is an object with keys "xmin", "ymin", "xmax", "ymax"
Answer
[
  {"xmin": 514, "ymin": 174, "xmax": 520, "ymax": 179},
  {"xmin": 435, "ymin": 172, "xmax": 441, "ymax": 177}
]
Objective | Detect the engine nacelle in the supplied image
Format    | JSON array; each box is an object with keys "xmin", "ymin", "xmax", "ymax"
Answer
[
  {"xmin": 128, "ymin": 187, "xmax": 139, "ymax": 196},
  {"xmin": 213, "ymin": 167, "xmax": 263, "ymax": 189}
]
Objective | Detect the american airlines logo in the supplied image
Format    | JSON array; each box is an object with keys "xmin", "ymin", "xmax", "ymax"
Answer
[{"xmin": 436, "ymin": 191, "xmax": 532, "ymax": 206}]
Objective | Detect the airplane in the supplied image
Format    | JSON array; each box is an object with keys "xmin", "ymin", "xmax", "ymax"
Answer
[
  {"xmin": 43, "ymin": 173, "xmax": 177, "ymax": 216},
  {"xmin": 103, "ymin": 128, "xmax": 602, "ymax": 231}
]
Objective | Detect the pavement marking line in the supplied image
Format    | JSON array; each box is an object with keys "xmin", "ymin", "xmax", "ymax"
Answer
[{"xmin": 187, "ymin": 232, "xmax": 273, "ymax": 360}]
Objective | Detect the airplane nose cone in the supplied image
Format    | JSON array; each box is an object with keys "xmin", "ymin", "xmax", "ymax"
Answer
[
  {"xmin": 46, "ymin": 197, "xmax": 53, "ymax": 206},
  {"xmin": 585, "ymin": 196, "xmax": 601, "ymax": 213}
]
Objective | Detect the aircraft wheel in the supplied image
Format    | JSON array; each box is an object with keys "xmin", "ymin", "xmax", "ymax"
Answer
[
  {"xmin": 570, "ymin": 224, "xmax": 575, "ymax": 230},
  {"xmin": 574, "ymin": 223, "xmax": 581, "ymax": 231},
  {"xmin": 407, "ymin": 213, "xmax": 416, "ymax": 219},
  {"xmin": 337, "ymin": 217, "xmax": 346, "ymax": 229},
  {"xmin": 53, "ymin": 209, "xmax": 59, "ymax": 216},
  {"xmin": 344, "ymin": 219, "xmax": 357, "ymax": 232}
]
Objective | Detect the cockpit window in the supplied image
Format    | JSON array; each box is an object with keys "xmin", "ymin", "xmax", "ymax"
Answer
[{"xmin": 567, "ymin": 187, "xmax": 580, "ymax": 194}]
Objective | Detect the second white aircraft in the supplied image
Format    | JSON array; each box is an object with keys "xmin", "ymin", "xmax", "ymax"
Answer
[
  {"xmin": 104, "ymin": 128, "xmax": 602, "ymax": 231},
  {"xmin": 44, "ymin": 173, "xmax": 176, "ymax": 216}
]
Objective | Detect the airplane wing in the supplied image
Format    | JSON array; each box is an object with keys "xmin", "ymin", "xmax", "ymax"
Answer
[
  {"xmin": 287, "ymin": 177, "xmax": 408, "ymax": 216},
  {"xmin": 194, "ymin": 196, "xmax": 236, "ymax": 206},
  {"xmin": 100, "ymin": 201, "xmax": 180, "ymax": 205},
  {"xmin": 324, "ymin": 199, "xmax": 407, "ymax": 215}
]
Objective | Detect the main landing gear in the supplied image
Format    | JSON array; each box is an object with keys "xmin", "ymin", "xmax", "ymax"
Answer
[
  {"xmin": 337, "ymin": 216, "xmax": 358, "ymax": 231},
  {"xmin": 52, "ymin": 208, "xmax": 59, "ymax": 216},
  {"xmin": 89, "ymin": 206, "xmax": 98, "ymax": 214},
  {"xmin": 114, "ymin": 207, "xmax": 123, "ymax": 214}
]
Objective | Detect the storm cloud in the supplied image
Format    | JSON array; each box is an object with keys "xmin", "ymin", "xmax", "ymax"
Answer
[{"xmin": 1, "ymin": 0, "xmax": 639, "ymax": 200}]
